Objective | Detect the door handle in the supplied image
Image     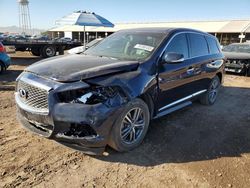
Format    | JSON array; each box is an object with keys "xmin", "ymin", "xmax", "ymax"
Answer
[{"xmin": 186, "ymin": 67, "xmax": 195, "ymax": 74}]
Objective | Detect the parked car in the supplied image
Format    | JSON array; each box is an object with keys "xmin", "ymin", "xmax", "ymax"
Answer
[
  {"xmin": 68, "ymin": 38, "xmax": 103, "ymax": 54},
  {"xmin": 13, "ymin": 35, "xmax": 28, "ymax": 40},
  {"xmin": 52, "ymin": 37, "xmax": 60, "ymax": 41},
  {"xmin": 222, "ymin": 43, "xmax": 250, "ymax": 76},
  {"xmin": 0, "ymin": 42, "xmax": 11, "ymax": 73},
  {"xmin": 15, "ymin": 28, "xmax": 224, "ymax": 155},
  {"xmin": 59, "ymin": 37, "xmax": 72, "ymax": 42},
  {"xmin": 31, "ymin": 35, "xmax": 50, "ymax": 41},
  {"xmin": 0, "ymin": 34, "xmax": 9, "ymax": 41}
]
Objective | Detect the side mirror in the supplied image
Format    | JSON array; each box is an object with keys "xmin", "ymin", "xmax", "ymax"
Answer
[{"xmin": 163, "ymin": 52, "xmax": 184, "ymax": 64}]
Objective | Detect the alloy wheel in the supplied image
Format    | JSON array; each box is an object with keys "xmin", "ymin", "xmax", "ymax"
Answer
[
  {"xmin": 209, "ymin": 78, "xmax": 220, "ymax": 103},
  {"xmin": 120, "ymin": 107, "xmax": 146, "ymax": 145}
]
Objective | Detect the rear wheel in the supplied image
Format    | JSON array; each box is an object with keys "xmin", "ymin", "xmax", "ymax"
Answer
[
  {"xmin": 41, "ymin": 45, "xmax": 56, "ymax": 58},
  {"xmin": 200, "ymin": 75, "xmax": 221, "ymax": 105},
  {"xmin": 109, "ymin": 98, "xmax": 150, "ymax": 152}
]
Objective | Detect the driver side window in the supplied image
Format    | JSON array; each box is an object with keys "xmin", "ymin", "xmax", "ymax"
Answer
[{"xmin": 165, "ymin": 33, "xmax": 189, "ymax": 59}]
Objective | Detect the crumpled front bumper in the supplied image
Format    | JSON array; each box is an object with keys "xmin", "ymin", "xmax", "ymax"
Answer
[{"xmin": 16, "ymin": 95, "xmax": 125, "ymax": 155}]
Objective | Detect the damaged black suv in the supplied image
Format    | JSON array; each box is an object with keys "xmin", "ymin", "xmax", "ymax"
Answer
[{"xmin": 16, "ymin": 28, "xmax": 224, "ymax": 155}]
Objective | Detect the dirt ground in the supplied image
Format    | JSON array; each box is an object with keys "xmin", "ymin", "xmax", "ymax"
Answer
[{"xmin": 0, "ymin": 52, "xmax": 250, "ymax": 188}]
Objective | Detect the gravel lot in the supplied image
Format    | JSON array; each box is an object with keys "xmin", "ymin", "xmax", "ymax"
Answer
[{"xmin": 0, "ymin": 52, "xmax": 250, "ymax": 188}]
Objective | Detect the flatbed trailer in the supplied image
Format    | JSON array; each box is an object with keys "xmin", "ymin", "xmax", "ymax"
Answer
[{"xmin": 1, "ymin": 39, "xmax": 82, "ymax": 58}]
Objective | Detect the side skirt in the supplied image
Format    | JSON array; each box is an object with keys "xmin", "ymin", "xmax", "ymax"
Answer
[
  {"xmin": 154, "ymin": 101, "xmax": 192, "ymax": 119},
  {"xmin": 154, "ymin": 89, "xmax": 207, "ymax": 119}
]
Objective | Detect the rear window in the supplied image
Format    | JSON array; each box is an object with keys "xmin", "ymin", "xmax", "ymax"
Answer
[
  {"xmin": 188, "ymin": 33, "xmax": 209, "ymax": 57},
  {"xmin": 206, "ymin": 36, "xmax": 220, "ymax": 54}
]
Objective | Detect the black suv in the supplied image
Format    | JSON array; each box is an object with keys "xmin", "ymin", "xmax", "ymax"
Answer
[{"xmin": 15, "ymin": 28, "xmax": 224, "ymax": 155}]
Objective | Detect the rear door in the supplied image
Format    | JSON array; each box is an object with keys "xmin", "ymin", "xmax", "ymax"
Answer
[{"xmin": 186, "ymin": 33, "xmax": 211, "ymax": 92}]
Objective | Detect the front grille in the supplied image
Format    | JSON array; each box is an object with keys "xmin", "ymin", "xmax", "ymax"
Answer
[
  {"xmin": 17, "ymin": 80, "xmax": 49, "ymax": 110},
  {"xmin": 226, "ymin": 59, "xmax": 244, "ymax": 65}
]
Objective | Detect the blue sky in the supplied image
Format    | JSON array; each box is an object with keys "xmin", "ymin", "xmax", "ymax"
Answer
[{"xmin": 0, "ymin": 0, "xmax": 250, "ymax": 29}]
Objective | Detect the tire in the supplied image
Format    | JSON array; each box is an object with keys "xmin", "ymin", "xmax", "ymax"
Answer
[
  {"xmin": 109, "ymin": 98, "xmax": 150, "ymax": 152},
  {"xmin": 199, "ymin": 75, "xmax": 221, "ymax": 105},
  {"xmin": 0, "ymin": 62, "xmax": 5, "ymax": 73},
  {"xmin": 41, "ymin": 45, "xmax": 56, "ymax": 58},
  {"xmin": 246, "ymin": 68, "xmax": 250, "ymax": 77},
  {"xmin": 31, "ymin": 48, "xmax": 41, "ymax": 56}
]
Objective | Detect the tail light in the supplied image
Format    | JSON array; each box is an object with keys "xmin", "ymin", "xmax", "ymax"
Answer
[{"xmin": 0, "ymin": 43, "xmax": 6, "ymax": 53}]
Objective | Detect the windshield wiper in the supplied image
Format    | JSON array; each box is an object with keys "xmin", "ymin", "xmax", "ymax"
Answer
[{"xmin": 98, "ymin": 55, "xmax": 117, "ymax": 60}]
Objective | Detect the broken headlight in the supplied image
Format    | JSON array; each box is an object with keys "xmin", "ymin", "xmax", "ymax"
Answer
[{"xmin": 57, "ymin": 86, "xmax": 122, "ymax": 105}]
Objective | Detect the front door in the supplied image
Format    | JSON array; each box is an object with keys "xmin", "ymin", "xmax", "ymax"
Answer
[{"xmin": 157, "ymin": 33, "xmax": 196, "ymax": 112}]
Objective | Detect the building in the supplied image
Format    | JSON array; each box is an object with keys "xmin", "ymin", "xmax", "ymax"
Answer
[{"xmin": 48, "ymin": 19, "xmax": 250, "ymax": 45}]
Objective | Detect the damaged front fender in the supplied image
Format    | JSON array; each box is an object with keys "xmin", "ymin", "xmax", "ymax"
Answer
[{"xmin": 85, "ymin": 68, "xmax": 158, "ymax": 102}]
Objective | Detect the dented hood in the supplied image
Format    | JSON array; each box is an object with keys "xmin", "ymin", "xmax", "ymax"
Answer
[{"xmin": 25, "ymin": 54, "xmax": 139, "ymax": 82}]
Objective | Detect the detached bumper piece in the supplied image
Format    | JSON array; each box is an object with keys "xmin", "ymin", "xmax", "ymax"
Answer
[
  {"xmin": 17, "ymin": 108, "xmax": 106, "ymax": 155},
  {"xmin": 17, "ymin": 107, "xmax": 53, "ymax": 138},
  {"xmin": 54, "ymin": 123, "xmax": 105, "ymax": 155}
]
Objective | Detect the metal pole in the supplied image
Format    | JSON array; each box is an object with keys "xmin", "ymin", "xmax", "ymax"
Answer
[
  {"xmin": 84, "ymin": 26, "xmax": 86, "ymax": 50},
  {"xmin": 240, "ymin": 33, "xmax": 243, "ymax": 43},
  {"xmin": 86, "ymin": 32, "xmax": 89, "ymax": 43},
  {"xmin": 220, "ymin": 33, "xmax": 223, "ymax": 44},
  {"xmin": 27, "ymin": 5, "xmax": 32, "ymax": 35},
  {"xmin": 18, "ymin": 4, "xmax": 21, "ymax": 32}
]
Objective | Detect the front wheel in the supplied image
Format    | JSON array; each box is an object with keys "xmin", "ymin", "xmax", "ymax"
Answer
[
  {"xmin": 109, "ymin": 98, "xmax": 150, "ymax": 152},
  {"xmin": 246, "ymin": 67, "xmax": 250, "ymax": 77},
  {"xmin": 200, "ymin": 75, "xmax": 221, "ymax": 105},
  {"xmin": 0, "ymin": 62, "xmax": 5, "ymax": 73}
]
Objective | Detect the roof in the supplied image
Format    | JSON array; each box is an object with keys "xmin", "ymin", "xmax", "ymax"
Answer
[
  {"xmin": 219, "ymin": 20, "xmax": 250, "ymax": 33},
  {"xmin": 116, "ymin": 27, "xmax": 172, "ymax": 33},
  {"xmin": 49, "ymin": 20, "xmax": 250, "ymax": 33},
  {"xmin": 118, "ymin": 27, "xmax": 213, "ymax": 36}
]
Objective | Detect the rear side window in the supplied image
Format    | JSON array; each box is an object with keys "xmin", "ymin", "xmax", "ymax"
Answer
[
  {"xmin": 206, "ymin": 36, "xmax": 220, "ymax": 54},
  {"xmin": 188, "ymin": 33, "xmax": 209, "ymax": 57},
  {"xmin": 165, "ymin": 33, "xmax": 189, "ymax": 59}
]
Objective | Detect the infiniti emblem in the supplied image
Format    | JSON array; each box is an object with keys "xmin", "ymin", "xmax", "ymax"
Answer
[{"xmin": 19, "ymin": 88, "xmax": 28, "ymax": 99}]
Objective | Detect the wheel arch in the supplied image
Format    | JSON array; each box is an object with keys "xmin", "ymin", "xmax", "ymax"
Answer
[
  {"xmin": 138, "ymin": 93, "xmax": 155, "ymax": 119},
  {"xmin": 0, "ymin": 60, "xmax": 6, "ymax": 70},
  {"xmin": 216, "ymin": 72, "xmax": 223, "ymax": 83}
]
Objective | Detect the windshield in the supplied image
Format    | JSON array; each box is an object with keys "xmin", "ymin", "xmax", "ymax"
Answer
[
  {"xmin": 86, "ymin": 38, "xmax": 102, "ymax": 48},
  {"xmin": 222, "ymin": 44, "xmax": 250, "ymax": 53},
  {"xmin": 84, "ymin": 31, "xmax": 166, "ymax": 61}
]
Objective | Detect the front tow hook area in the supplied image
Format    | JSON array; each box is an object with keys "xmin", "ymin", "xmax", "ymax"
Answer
[{"xmin": 56, "ymin": 141, "xmax": 106, "ymax": 155}]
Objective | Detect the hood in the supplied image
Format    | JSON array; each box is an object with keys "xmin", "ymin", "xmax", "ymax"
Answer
[
  {"xmin": 25, "ymin": 55, "xmax": 139, "ymax": 82},
  {"xmin": 223, "ymin": 52, "xmax": 250, "ymax": 60}
]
